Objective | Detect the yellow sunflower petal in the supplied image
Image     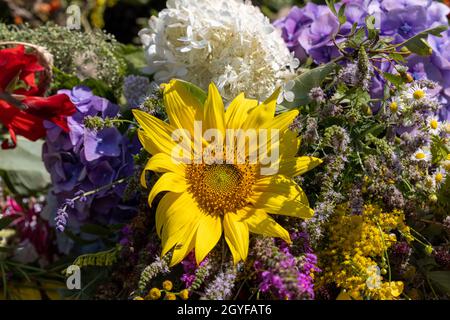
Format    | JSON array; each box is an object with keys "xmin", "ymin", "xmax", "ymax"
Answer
[
  {"xmin": 280, "ymin": 129, "xmax": 301, "ymax": 159},
  {"xmin": 225, "ymin": 93, "xmax": 258, "ymax": 129},
  {"xmin": 156, "ymin": 192, "xmax": 200, "ymax": 238},
  {"xmin": 261, "ymin": 109, "xmax": 299, "ymax": 131},
  {"xmin": 279, "ymin": 156, "xmax": 323, "ymax": 177},
  {"xmin": 133, "ymin": 110, "xmax": 179, "ymax": 156},
  {"xmin": 251, "ymin": 176, "xmax": 313, "ymax": 218},
  {"xmin": 237, "ymin": 207, "xmax": 291, "ymax": 243},
  {"xmin": 242, "ymin": 87, "xmax": 280, "ymax": 130},
  {"xmin": 163, "ymin": 79, "xmax": 201, "ymax": 134},
  {"xmin": 147, "ymin": 172, "xmax": 187, "ymax": 207},
  {"xmin": 195, "ymin": 215, "xmax": 222, "ymax": 264},
  {"xmin": 169, "ymin": 220, "xmax": 200, "ymax": 267},
  {"xmin": 204, "ymin": 83, "xmax": 225, "ymax": 135},
  {"xmin": 223, "ymin": 213, "xmax": 249, "ymax": 264},
  {"xmin": 140, "ymin": 153, "xmax": 186, "ymax": 188},
  {"xmin": 159, "ymin": 193, "xmax": 202, "ymax": 264},
  {"xmin": 251, "ymin": 111, "xmax": 299, "ymax": 162}
]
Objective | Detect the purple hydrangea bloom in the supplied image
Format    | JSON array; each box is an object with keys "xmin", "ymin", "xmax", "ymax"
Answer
[
  {"xmin": 43, "ymin": 86, "xmax": 140, "ymax": 233},
  {"xmin": 380, "ymin": 6, "xmax": 428, "ymax": 43},
  {"xmin": 274, "ymin": 0, "xmax": 450, "ymax": 116}
]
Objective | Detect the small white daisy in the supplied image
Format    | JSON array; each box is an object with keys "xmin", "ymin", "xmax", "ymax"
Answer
[
  {"xmin": 427, "ymin": 116, "xmax": 441, "ymax": 135},
  {"xmin": 388, "ymin": 99, "xmax": 404, "ymax": 114},
  {"xmin": 412, "ymin": 147, "xmax": 432, "ymax": 162},
  {"xmin": 425, "ymin": 176, "xmax": 436, "ymax": 189},
  {"xmin": 441, "ymin": 159, "xmax": 450, "ymax": 171},
  {"xmin": 441, "ymin": 121, "xmax": 450, "ymax": 136},
  {"xmin": 434, "ymin": 167, "xmax": 446, "ymax": 186},
  {"xmin": 404, "ymin": 84, "xmax": 428, "ymax": 102}
]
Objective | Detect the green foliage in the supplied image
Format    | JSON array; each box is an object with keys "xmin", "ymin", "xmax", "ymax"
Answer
[
  {"xmin": 399, "ymin": 25, "xmax": 448, "ymax": 56},
  {"xmin": 278, "ymin": 63, "xmax": 337, "ymax": 111},
  {"xmin": 117, "ymin": 44, "xmax": 148, "ymax": 75},
  {"xmin": 428, "ymin": 271, "xmax": 450, "ymax": 294},
  {"xmin": 0, "ymin": 23, "xmax": 127, "ymax": 96},
  {"xmin": 0, "ymin": 216, "xmax": 17, "ymax": 231},
  {"xmin": 69, "ymin": 245, "xmax": 122, "ymax": 270},
  {"xmin": 0, "ymin": 136, "xmax": 50, "ymax": 195}
]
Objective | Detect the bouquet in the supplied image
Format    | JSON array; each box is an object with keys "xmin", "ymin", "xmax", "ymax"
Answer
[{"xmin": 0, "ymin": 0, "xmax": 449, "ymax": 301}]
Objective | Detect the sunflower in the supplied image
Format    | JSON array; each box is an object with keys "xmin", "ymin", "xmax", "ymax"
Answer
[{"xmin": 133, "ymin": 79, "xmax": 322, "ymax": 266}]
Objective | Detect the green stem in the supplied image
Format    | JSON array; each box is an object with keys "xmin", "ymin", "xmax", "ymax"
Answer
[
  {"xmin": 376, "ymin": 222, "xmax": 391, "ymax": 282},
  {"xmin": 0, "ymin": 262, "xmax": 7, "ymax": 299}
]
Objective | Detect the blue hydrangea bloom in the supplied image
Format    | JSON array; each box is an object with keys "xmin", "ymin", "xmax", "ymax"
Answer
[{"xmin": 42, "ymin": 86, "xmax": 140, "ymax": 234}]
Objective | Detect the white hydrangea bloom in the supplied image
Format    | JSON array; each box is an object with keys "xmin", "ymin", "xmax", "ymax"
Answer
[{"xmin": 139, "ymin": 0, "xmax": 297, "ymax": 101}]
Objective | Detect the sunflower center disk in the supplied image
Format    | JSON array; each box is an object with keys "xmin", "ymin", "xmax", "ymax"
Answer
[{"xmin": 186, "ymin": 163, "xmax": 257, "ymax": 215}]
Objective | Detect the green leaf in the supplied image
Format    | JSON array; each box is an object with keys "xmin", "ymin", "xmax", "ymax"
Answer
[
  {"xmin": 177, "ymin": 79, "xmax": 207, "ymax": 105},
  {"xmin": 383, "ymin": 72, "xmax": 405, "ymax": 86},
  {"xmin": 428, "ymin": 271, "xmax": 450, "ymax": 293},
  {"xmin": 389, "ymin": 52, "xmax": 406, "ymax": 63},
  {"xmin": 400, "ymin": 25, "xmax": 448, "ymax": 56},
  {"xmin": 365, "ymin": 15, "xmax": 378, "ymax": 40},
  {"xmin": 80, "ymin": 224, "xmax": 113, "ymax": 237},
  {"xmin": 51, "ymin": 67, "xmax": 81, "ymax": 91},
  {"xmin": 0, "ymin": 137, "xmax": 50, "ymax": 195},
  {"xmin": 325, "ymin": 0, "xmax": 337, "ymax": 16},
  {"xmin": 278, "ymin": 63, "xmax": 337, "ymax": 111},
  {"xmin": 0, "ymin": 215, "xmax": 18, "ymax": 230},
  {"xmin": 117, "ymin": 44, "xmax": 147, "ymax": 75},
  {"xmin": 348, "ymin": 27, "xmax": 367, "ymax": 48},
  {"xmin": 63, "ymin": 229, "xmax": 99, "ymax": 245},
  {"xmin": 337, "ymin": 4, "xmax": 347, "ymax": 25}
]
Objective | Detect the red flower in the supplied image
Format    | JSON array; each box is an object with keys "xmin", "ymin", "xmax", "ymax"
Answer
[{"xmin": 0, "ymin": 45, "xmax": 76, "ymax": 149}]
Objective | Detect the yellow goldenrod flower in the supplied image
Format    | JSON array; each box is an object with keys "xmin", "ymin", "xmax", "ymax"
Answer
[
  {"xmin": 133, "ymin": 80, "xmax": 321, "ymax": 266},
  {"xmin": 318, "ymin": 204, "xmax": 410, "ymax": 300},
  {"xmin": 148, "ymin": 288, "xmax": 161, "ymax": 300},
  {"xmin": 162, "ymin": 280, "xmax": 173, "ymax": 291},
  {"xmin": 179, "ymin": 289, "xmax": 189, "ymax": 300},
  {"xmin": 165, "ymin": 293, "xmax": 177, "ymax": 300}
]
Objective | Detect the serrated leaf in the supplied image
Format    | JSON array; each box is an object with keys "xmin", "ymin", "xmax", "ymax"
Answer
[
  {"xmin": 0, "ymin": 137, "xmax": 50, "ymax": 195},
  {"xmin": 278, "ymin": 63, "xmax": 337, "ymax": 111}
]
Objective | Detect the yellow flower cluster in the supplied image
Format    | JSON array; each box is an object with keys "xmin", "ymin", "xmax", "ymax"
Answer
[
  {"xmin": 133, "ymin": 280, "xmax": 189, "ymax": 301},
  {"xmin": 318, "ymin": 204, "xmax": 412, "ymax": 300}
]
